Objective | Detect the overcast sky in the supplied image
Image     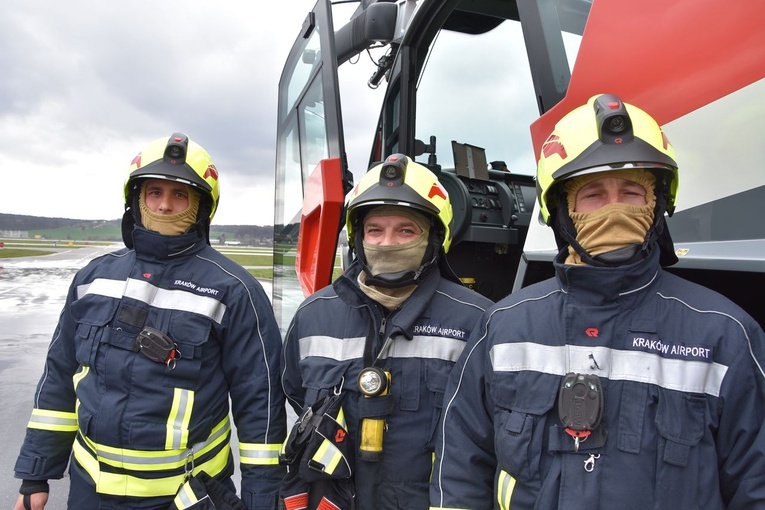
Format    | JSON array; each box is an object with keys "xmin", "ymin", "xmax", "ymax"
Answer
[{"xmin": 1, "ymin": 0, "xmax": 379, "ymax": 226}]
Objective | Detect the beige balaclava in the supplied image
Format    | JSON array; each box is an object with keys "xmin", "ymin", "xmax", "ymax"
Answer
[
  {"xmin": 138, "ymin": 182, "xmax": 201, "ymax": 236},
  {"xmin": 357, "ymin": 205, "xmax": 431, "ymax": 310},
  {"xmin": 564, "ymin": 169, "xmax": 656, "ymax": 265}
]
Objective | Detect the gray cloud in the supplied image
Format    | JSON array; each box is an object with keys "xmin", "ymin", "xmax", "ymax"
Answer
[{"xmin": 1, "ymin": 1, "xmax": 316, "ymax": 224}]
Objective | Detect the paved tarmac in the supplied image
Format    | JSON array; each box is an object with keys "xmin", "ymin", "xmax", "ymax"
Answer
[{"xmin": 0, "ymin": 245, "xmax": 275, "ymax": 509}]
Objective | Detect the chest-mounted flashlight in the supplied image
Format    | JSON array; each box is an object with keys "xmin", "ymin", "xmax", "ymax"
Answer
[{"xmin": 358, "ymin": 367, "xmax": 389, "ymax": 397}]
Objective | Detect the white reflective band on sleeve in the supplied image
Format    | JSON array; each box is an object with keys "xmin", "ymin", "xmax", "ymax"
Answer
[
  {"xmin": 77, "ymin": 278, "xmax": 226, "ymax": 323},
  {"xmin": 299, "ymin": 335, "xmax": 465, "ymax": 362},
  {"xmin": 490, "ymin": 343, "xmax": 728, "ymax": 396},
  {"xmin": 239, "ymin": 443, "xmax": 281, "ymax": 465},
  {"xmin": 28, "ymin": 409, "xmax": 78, "ymax": 432}
]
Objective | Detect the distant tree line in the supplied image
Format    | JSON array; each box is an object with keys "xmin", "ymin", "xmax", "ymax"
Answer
[
  {"xmin": 0, "ymin": 213, "xmax": 92, "ymax": 230},
  {"xmin": 0, "ymin": 213, "xmax": 273, "ymax": 245}
]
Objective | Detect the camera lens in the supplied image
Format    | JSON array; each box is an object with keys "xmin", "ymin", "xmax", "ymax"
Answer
[
  {"xmin": 168, "ymin": 146, "xmax": 183, "ymax": 159},
  {"xmin": 384, "ymin": 166, "xmax": 399, "ymax": 179},
  {"xmin": 607, "ymin": 116, "xmax": 627, "ymax": 134}
]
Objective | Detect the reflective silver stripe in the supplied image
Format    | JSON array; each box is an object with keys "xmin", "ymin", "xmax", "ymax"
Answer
[
  {"xmin": 311, "ymin": 438, "xmax": 343, "ymax": 474},
  {"xmin": 490, "ymin": 343, "xmax": 728, "ymax": 397},
  {"xmin": 299, "ymin": 336, "xmax": 366, "ymax": 361},
  {"xmin": 28, "ymin": 410, "xmax": 78, "ymax": 431},
  {"xmin": 167, "ymin": 389, "xmax": 194, "ymax": 450},
  {"xmin": 239, "ymin": 444, "xmax": 281, "ymax": 464},
  {"xmin": 384, "ymin": 335, "xmax": 465, "ymax": 362},
  {"xmin": 29, "ymin": 415, "xmax": 77, "ymax": 426},
  {"xmin": 174, "ymin": 482, "xmax": 198, "ymax": 508},
  {"xmin": 77, "ymin": 278, "xmax": 125, "ymax": 300},
  {"xmin": 77, "ymin": 278, "xmax": 226, "ymax": 323},
  {"xmin": 299, "ymin": 335, "xmax": 465, "ymax": 362}
]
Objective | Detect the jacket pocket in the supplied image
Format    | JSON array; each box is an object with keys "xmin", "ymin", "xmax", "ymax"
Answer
[
  {"xmin": 70, "ymin": 298, "xmax": 119, "ymax": 371},
  {"xmin": 653, "ymin": 389, "xmax": 705, "ymax": 508},
  {"xmin": 491, "ymin": 371, "xmax": 560, "ymax": 487},
  {"xmin": 162, "ymin": 312, "xmax": 212, "ymax": 389},
  {"xmin": 425, "ymin": 360, "xmax": 452, "ymax": 450}
]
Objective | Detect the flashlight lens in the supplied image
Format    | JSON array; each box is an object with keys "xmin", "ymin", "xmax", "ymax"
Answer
[
  {"xmin": 359, "ymin": 370, "xmax": 383, "ymax": 395},
  {"xmin": 168, "ymin": 146, "xmax": 183, "ymax": 159}
]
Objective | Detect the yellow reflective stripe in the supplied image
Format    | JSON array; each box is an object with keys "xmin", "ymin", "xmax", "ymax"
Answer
[
  {"xmin": 27, "ymin": 409, "xmax": 78, "ymax": 432},
  {"xmin": 497, "ymin": 470, "xmax": 516, "ymax": 510},
  {"xmin": 73, "ymin": 365, "xmax": 89, "ymax": 390},
  {"xmin": 166, "ymin": 388, "xmax": 194, "ymax": 450},
  {"xmin": 337, "ymin": 407, "xmax": 346, "ymax": 429},
  {"xmin": 73, "ymin": 436, "xmax": 230, "ymax": 497},
  {"xmin": 239, "ymin": 442, "xmax": 281, "ymax": 465},
  {"xmin": 311, "ymin": 437, "xmax": 343, "ymax": 474},
  {"xmin": 172, "ymin": 480, "xmax": 200, "ymax": 508},
  {"xmin": 80, "ymin": 417, "xmax": 230, "ymax": 471}
]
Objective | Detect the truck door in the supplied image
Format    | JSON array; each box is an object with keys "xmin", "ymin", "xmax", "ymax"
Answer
[{"xmin": 273, "ymin": 0, "xmax": 348, "ymax": 334}]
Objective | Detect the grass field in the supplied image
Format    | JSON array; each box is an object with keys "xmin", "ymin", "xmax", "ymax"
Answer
[
  {"xmin": 0, "ymin": 239, "xmax": 111, "ymax": 259},
  {"xmin": 0, "ymin": 248, "xmax": 56, "ymax": 259},
  {"xmin": 26, "ymin": 225, "xmax": 249, "ymax": 243}
]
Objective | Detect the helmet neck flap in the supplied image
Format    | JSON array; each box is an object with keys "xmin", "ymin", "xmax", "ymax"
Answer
[
  {"xmin": 346, "ymin": 154, "xmax": 457, "ymax": 287},
  {"xmin": 552, "ymin": 170, "xmax": 678, "ymax": 267},
  {"xmin": 353, "ymin": 208, "xmax": 443, "ymax": 288},
  {"xmin": 121, "ymin": 181, "xmax": 213, "ymax": 249}
]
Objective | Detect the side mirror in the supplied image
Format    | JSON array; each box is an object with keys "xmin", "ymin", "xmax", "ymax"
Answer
[{"xmin": 335, "ymin": 2, "xmax": 398, "ymax": 64}]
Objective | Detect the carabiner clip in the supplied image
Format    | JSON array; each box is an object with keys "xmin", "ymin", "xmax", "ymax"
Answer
[
  {"xmin": 184, "ymin": 449, "xmax": 195, "ymax": 480},
  {"xmin": 584, "ymin": 453, "xmax": 600, "ymax": 473},
  {"xmin": 334, "ymin": 376, "xmax": 345, "ymax": 396}
]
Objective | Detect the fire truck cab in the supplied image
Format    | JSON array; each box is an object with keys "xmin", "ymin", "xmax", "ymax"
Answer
[{"xmin": 273, "ymin": 0, "xmax": 765, "ymax": 333}]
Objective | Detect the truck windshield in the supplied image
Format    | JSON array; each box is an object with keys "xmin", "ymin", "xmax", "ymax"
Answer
[{"xmin": 415, "ymin": 14, "xmax": 583, "ymax": 175}]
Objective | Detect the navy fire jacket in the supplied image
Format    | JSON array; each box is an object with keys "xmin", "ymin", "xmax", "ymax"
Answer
[
  {"xmin": 432, "ymin": 248, "xmax": 765, "ymax": 509},
  {"xmin": 15, "ymin": 226, "xmax": 286, "ymax": 510},
  {"xmin": 282, "ymin": 262, "xmax": 492, "ymax": 509}
]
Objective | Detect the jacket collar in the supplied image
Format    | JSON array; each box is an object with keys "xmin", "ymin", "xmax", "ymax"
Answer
[
  {"xmin": 130, "ymin": 225, "xmax": 207, "ymax": 261},
  {"xmin": 334, "ymin": 261, "xmax": 440, "ymax": 340},
  {"xmin": 554, "ymin": 247, "xmax": 661, "ymax": 305}
]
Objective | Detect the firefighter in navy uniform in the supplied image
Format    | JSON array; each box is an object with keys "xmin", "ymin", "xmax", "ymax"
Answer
[
  {"xmin": 280, "ymin": 156, "xmax": 492, "ymax": 510},
  {"xmin": 431, "ymin": 95, "xmax": 765, "ymax": 509},
  {"xmin": 13, "ymin": 134, "xmax": 286, "ymax": 510}
]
